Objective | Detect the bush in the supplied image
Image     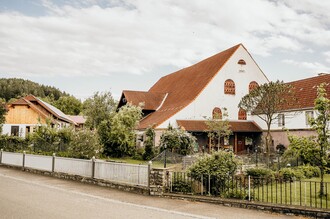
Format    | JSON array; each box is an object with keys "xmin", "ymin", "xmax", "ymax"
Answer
[
  {"xmin": 295, "ymin": 165, "xmax": 320, "ymax": 178},
  {"xmin": 172, "ymin": 179, "xmax": 192, "ymax": 193},
  {"xmin": 246, "ymin": 167, "xmax": 275, "ymax": 179},
  {"xmin": 188, "ymin": 151, "xmax": 239, "ymax": 180},
  {"xmin": 279, "ymin": 168, "xmax": 305, "ymax": 181},
  {"xmin": 0, "ymin": 135, "xmax": 29, "ymax": 152}
]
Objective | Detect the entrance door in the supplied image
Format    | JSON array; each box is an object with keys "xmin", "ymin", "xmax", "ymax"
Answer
[{"xmin": 237, "ymin": 136, "xmax": 245, "ymax": 153}]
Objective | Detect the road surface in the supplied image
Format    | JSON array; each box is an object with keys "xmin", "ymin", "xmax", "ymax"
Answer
[{"xmin": 0, "ymin": 167, "xmax": 306, "ymax": 219}]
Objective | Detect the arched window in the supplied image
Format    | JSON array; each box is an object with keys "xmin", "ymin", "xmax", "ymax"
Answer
[
  {"xmin": 224, "ymin": 79, "xmax": 235, "ymax": 95},
  {"xmin": 238, "ymin": 108, "xmax": 247, "ymax": 120},
  {"xmin": 249, "ymin": 81, "xmax": 259, "ymax": 92},
  {"xmin": 238, "ymin": 59, "xmax": 246, "ymax": 65},
  {"xmin": 212, "ymin": 107, "xmax": 222, "ymax": 119}
]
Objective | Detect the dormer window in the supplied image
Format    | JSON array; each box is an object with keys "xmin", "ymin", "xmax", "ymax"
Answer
[
  {"xmin": 238, "ymin": 108, "xmax": 247, "ymax": 120},
  {"xmin": 224, "ymin": 79, "xmax": 235, "ymax": 95},
  {"xmin": 249, "ymin": 81, "xmax": 259, "ymax": 92},
  {"xmin": 212, "ymin": 107, "xmax": 222, "ymax": 119}
]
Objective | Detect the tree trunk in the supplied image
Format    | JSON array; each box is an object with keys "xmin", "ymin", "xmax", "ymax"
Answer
[{"xmin": 320, "ymin": 167, "xmax": 325, "ymax": 197}]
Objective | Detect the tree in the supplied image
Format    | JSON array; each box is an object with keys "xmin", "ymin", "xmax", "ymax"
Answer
[
  {"xmin": 238, "ymin": 80, "xmax": 295, "ymax": 165},
  {"xmin": 53, "ymin": 96, "xmax": 82, "ymax": 115},
  {"xmin": 83, "ymin": 91, "xmax": 117, "ymax": 129},
  {"xmin": 205, "ymin": 108, "xmax": 232, "ymax": 150},
  {"xmin": 159, "ymin": 125, "xmax": 196, "ymax": 156},
  {"xmin": 0, "ymin": 98, "xmax": 7, "ymax": 133},
  {"xmin": 142, "ymin": 126, "xmax": 155, "ymax": 160},
  {"xmin": 98, "ymin": 104, "xmax": 142, "ymax": 157},
  {"xmin": 68, "ymin": 129, "xmax": 103, "ymax": 159}
]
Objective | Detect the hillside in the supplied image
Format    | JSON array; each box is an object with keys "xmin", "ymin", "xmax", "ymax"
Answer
[{"xmin": 0, "ymin": 78, "xmax": 68, "ymax": 101}]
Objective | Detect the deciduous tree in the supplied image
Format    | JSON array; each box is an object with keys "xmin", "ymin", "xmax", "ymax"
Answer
[
  {"xmin": 238, "ymin": 80, "xmax": 295, "ymax": 165},
  {"xmin": 83, "ymin": 91, "xmax": 116, "ymax": 129}
]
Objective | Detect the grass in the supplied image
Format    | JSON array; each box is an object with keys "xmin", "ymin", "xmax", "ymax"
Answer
[
  {"xmin": 253, "ymin": 175, "xmax": 330, "ymax": 209},
  {"xmin": 104, "ymin": 157, "xmax": 180, "ymax": 169}
]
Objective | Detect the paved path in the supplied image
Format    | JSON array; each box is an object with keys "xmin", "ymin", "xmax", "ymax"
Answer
[{"xmin": 0, "ymin": 167, "xmax": 307, "ymax": 219}]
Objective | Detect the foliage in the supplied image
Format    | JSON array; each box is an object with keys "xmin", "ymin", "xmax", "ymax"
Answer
[
  {"xmin": 142, "ymin": 127, "xmax": 155, "ymax": 160},
  {"xmin": 205, "ymin": 108, "xmax": 232, "ymax": 150},
  {"xmin": 245, "ymin": 167, "xmax": 275, "ymax": 179},
  {"xmin": 172, "ymin": 178, "xmax": 193, "ymax": 194},
  {"xmin": 295, "ymin": 165, "xmax": 320, "ymax": 179},
  {"xmin": 67, "ymin": 129, "xmax": 103, "ymax": 159},
  {"xmin": 83, "ymin": 91, "xmax": 117, "ymax": 129},
  {"xmin": 159, "ymin": 125, "xmax": 196, "ymax": 156},
  {"xmin": 238, "ymin": 80, "xmax": 295, "ymax": 165},
  {"xmin": 53, "ymin": 96, "xmax": 82, "ymax": 115},
  {"xmin": 0, "ymin": 98, "xmax": 7, "ymax": 133},
  {"xmin": 0, "ymin": 78, "xmax": 68, "ymax": 101},
  {"xmin": 28, "ymin": 125, "xmax": 73, "ymax": 153},
  {"xmin": 286, "ymin": 83, "xmax": 330, "ymax": 196},
  {"xmin": 99, "ymin": 104, "xmax": 142, "ymax": 157},
  {"xmin": 188, "ymin": 151, "xmax": 239, "ymax": 180},
  {"xmin": 278, "ymin": 168, "xmax": 305, "ymax": 181},
  {"xmin": 0, "ymin": 135, "xmax": 29, "ymax": 152}
]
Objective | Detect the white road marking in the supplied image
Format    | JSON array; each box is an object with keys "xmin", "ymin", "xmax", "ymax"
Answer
[{"xmin": 0, "ymin": 172, "xmax": 215, "ymax": 219}]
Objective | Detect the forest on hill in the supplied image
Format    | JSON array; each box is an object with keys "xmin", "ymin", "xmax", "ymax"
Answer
[
  {"xmin": 0, "ymin": 78, "xmax": 82, "ymax": 115},
  {"xmin": 0, "ymin": 78, "xmax": 68, "ymax": 101}
]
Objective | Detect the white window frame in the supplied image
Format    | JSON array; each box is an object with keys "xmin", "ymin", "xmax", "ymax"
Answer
[{"xmin": 278, "ymin": 114, "xmax": 285, "ymax": 127}]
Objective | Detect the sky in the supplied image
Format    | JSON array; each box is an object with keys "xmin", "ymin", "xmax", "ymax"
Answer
[{"xmin": 0, "ymin": 0, "xmax": 330, "ymax": 100}]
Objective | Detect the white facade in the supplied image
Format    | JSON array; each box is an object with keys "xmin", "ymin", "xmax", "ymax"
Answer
[{"xmin": 158, "ymin": 45, "xmax": 269, "ymax": 128}]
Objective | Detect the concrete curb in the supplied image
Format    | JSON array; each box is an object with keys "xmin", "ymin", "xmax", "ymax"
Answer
[{"xmin": 164, "ymin": 193, "xmax": 330, "ymax": 218}]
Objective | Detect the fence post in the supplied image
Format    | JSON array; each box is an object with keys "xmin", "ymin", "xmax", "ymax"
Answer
[
  {"xmin": 92, "ymin": 156, "xmax": 95, "ymax": 179},
  {"xmin": 248, "ymin": 175, "xmax": 251, "ymax": 201},
  {"xmin": 0, "ymin": 149, "xmax": 3, "ymax": 164},
  {"xmin": 22, "ymin": 151, "xmax": 26, "ymax": 170},
  {"xmin": 148, "ymin": 162, "xmax": 151, "ymax": 194},
  {"xmin": 201, "ymin": 175, "xmax": 203, "ymax": 195},
  {"xmin": 52, "ymin": 153, "xmax": 56, "ymax": 173}
]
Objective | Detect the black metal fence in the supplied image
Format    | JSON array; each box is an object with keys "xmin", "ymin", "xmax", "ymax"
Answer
[{"xmin": 170, "ymin": 172, "xmax": 329, "ymax": 210}]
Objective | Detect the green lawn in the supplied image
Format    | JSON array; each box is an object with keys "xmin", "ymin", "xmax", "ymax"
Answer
[
  {"xmin": 104, "ymin": 157, "xmax": 179, "ymax": 169},
  {"xmin": 253, "ymin": 175, "xmax": 330, "ymax": 209}
]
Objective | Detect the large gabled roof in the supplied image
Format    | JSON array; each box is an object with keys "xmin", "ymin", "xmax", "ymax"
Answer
[
  {"xmin": 134, "ymin": 44, "xmax": 242, "ymax": 129},
  {"xmin": 282, "ymin": 74, "xmax": 330, "ymax": 111}
]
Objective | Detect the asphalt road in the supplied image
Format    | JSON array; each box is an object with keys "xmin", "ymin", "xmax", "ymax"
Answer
[{"xmin": 0, "ymin": 167, "xmax": 307, "ymax": 219}]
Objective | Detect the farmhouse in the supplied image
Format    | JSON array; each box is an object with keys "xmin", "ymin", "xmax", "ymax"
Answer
[
  {"xmin": 119, "ymin": 44, "xmax": 330, "ymax": 153},
  {"xmin": 2, "ymin": 95, "xmax": 75, "ymax": 137},
  {"xmin": 118, "ymin": 44, "xmax": 269, "ymax": 153}
]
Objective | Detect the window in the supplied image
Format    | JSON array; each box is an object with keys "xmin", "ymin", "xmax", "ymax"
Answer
[
  {"xmin": 249, "ymin": 81, "xmax": 259, "ymax": 92},
  {"xmin": 11, "ymin": 126, "xmax": 19, "ymax": 136},
  {"xmin": 278, "ymin": 114, "xmax": 285, "ymax": 127},
  {"xmin": 305, "ymin": 111, "xmax": 314, "ymax": 125},
  {"xmin": 238, "ymin": 108, "xmax": 247, "ymax": 120},
  {"xmin": 212, "ymin": 107, "xmax": 222, "ymax": 119},
  {"xmin": 238, "ymin": 59, "xmax": 246, "ymax": 65},
  {"xmin": 224, "ymin": 79, "xmax": 235, "ymax": 95}
]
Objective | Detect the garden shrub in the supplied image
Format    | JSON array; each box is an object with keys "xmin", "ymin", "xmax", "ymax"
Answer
[
  {"xmin": 172, "ymin": 179, "xmax": 192, "ymax": 193},
  {"xmin": 295, "ymin": 165, "xmax": 320, "ymax": 178},
  {"xmin": 0, "ymin": 135, "xmax": 29, "ymax": 152},
  {"xmin": 245, "ymin": 167, "xmax": 275, "ymax": 179},
  {"xmin": 279, "ymin": 168, "xmax": 305, "ymax": 181}
]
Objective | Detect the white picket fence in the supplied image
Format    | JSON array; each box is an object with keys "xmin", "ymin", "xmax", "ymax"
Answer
[{"xmin": 0, "ymin": 151, "xmax": 149, "ymax": 187}]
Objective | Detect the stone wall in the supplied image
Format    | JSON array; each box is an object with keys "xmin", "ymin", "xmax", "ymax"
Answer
[{"xmin": 149, "ymin": 167, "xmax": 170, "ymax": 196}]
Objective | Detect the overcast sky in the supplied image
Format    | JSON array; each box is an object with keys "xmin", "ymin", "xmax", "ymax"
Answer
[{"xmin": 0, "ymin": 0, "xmax": 330, "ymax": 100}]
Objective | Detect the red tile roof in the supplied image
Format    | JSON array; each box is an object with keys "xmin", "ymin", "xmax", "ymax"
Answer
[
  {"xmin": 122, "ymin": 90, "xmax": 167, "ymax": 110},
  {"xmin": 177, "ymin": 120, "xmax": 262, "ymax": 132},
  {"xmin": 69, "ymin": 115, "xmax": 86, "ymax": 124},
  {"xmin": 135, "ymin": 44, "xmax": 242, "ymax": 129},
  {"xmin": 283, "ymin": 74, "xmax": 330, "ymax": 111}
]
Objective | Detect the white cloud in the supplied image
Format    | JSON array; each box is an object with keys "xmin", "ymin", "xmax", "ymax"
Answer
[
  {"xmin": 282, "ymin": 59, "xmax": 330, "ymax": 73},
  {"xmin": 0, "ymin": 0, "xmax": 329, "ymax": 78}
]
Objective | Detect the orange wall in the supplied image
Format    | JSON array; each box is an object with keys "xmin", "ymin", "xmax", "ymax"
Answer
[{"xmin": 5, "ymin": 105, "xmax": 46, "ymax": 124}]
